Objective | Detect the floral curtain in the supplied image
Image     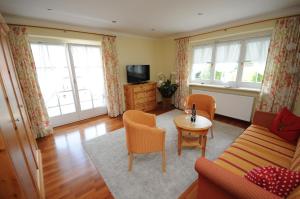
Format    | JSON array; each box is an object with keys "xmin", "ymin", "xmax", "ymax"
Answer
[
  {"xmin": 175, "ymin": 37, "xmax": 190, "ymax": 110},
  {"xmin": 8, "ymin": 25, "xmax": 52, "ymax": 138},
  {"xmin": 102, "ymin": 35, "xmax": 123, "ymax": 117},
  {"xmin": 256, "ymin": 16, "xmax": 300, "ymax": 113}
]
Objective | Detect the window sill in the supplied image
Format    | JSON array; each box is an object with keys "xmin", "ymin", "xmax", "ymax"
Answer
[{"xmin": 188, "ymin": 83, "xmax": 261, "ymax": 93}]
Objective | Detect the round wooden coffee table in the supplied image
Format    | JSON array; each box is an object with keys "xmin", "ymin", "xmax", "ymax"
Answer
[{"xmin": 173, "ymin": 114, "xmax": 212, "ymax": 157}]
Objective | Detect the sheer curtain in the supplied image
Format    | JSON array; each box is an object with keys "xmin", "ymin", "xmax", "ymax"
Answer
[
  {"xmin": 175, "ymin": 37, "xmax": 190, "ymax": 109},
  {"xmin": 8, "ymin": 26, "xmax": 52, "ymax": 138},
  {"xmin": 256, "ymin": 16, "xmax": 300, "ymax": 113},
  {"xmin": 70, "ymin": 45, "xmax": 106, "ymax": 110},
  {"xmin": 191, "ymin": 45, "xmax": 212, "ymax": 80},
  {"xmin": 31, "ymin": 43, "xmax": 70, "ymax": 117},
  {"xmin": 242, "ymin": 39, "xmax": 270, "ymax": 83},
  {"xmin": 215, "ymin": 42, "xmax": 241, "ymax": 82}
]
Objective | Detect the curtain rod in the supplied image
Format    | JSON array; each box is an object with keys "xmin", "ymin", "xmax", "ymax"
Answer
[
  {"xmin": 7, "ymin": 23, "xmax": 116, "ymax": 37},
  {"xmin": 174, "ymin": 14, "xmax": 300, "ymax": 41}
]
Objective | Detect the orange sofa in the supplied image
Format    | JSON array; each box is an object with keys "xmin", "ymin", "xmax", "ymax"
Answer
[{"xmin": 195, "ymin": 111, "xmax": 300, "ymax": 199}]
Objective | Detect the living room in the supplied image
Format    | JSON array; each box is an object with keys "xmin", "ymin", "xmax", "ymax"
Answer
[{"xmin": 0, "ymin": 0, "xmax": 300, "ymax": 199}]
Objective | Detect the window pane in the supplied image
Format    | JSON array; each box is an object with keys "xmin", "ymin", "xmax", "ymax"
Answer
[
  {"xmin": 214, "ymin": 42, "xmax": 241, "ymax": 82},
  {"xmin": 242, "ymin": 38, "xmax": 270, "ymax": 83},
  {"xmin": 191, "ymin": 45, "xmax": 213, "ymax": 80},
  {"xmin": 58, "ymin": 91, "xmax": 75, "ymax": 105}
]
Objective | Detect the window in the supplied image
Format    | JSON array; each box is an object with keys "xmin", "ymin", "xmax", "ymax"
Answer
[{"xmin": 190, "ymin": 36, "xmax": 270, "ymax": 89}]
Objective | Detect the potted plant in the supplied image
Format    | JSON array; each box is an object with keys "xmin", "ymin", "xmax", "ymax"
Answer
[{"xmin": 157, "ymin": 72, "xmax": 178, "ymax": 108}]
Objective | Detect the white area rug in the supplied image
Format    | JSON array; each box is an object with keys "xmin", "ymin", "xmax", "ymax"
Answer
[{"xmin": 83, "ymin": 110, "xmax": 244, "ymax": 199}]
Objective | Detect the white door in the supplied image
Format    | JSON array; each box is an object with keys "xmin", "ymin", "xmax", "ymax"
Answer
[{"xmin": 31, "ymin": 42, "xmax": 107, "ymax": 127}]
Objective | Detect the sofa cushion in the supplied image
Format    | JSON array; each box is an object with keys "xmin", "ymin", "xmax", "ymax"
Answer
[
  {"xmin": 214, "ymin": 125, "xmax": 296, "ymax": 177},
  {"xmin": 270, "ymin": 107, "xmax": 300, "ymax": 143},
  {"xmin": 245, "ymin": 166, "xmax": 300, "ymax": 198}
]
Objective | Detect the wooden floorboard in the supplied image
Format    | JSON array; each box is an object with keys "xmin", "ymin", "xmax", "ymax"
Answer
[{"xmin": 37, "ymin": 105, "xmax": 249, "ymax": 199}]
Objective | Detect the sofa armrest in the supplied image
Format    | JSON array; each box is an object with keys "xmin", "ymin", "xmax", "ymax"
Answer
[
  {"xmin": 195, "ymin": 158, "xmax": 280, "ymax": 199},
  {"xmin": 252, "ymin": 111, "xmax": 276, "ymax": 129}
]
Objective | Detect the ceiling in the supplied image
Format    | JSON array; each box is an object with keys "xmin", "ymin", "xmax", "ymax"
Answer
[{"xmin": 0, "ymin": 0, "xmax": 300, "ymax": 38}]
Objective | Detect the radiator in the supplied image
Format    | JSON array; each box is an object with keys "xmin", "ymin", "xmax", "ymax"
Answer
[{"xmin": 192, "ymin": 89, "xmax": 254, "ymax": 122}]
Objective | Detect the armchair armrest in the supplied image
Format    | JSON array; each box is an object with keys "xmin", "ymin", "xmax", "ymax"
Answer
[
  {"xmin": 195, "ymin": 158, "xmax": 280, "ymax": 199},
  {"xmin": 252, "ymin": 111, "xmax": 276, "ymax": 129}
]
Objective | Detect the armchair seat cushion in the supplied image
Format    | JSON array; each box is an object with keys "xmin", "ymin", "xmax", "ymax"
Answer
[{"xmin": 214, "ymin": 125, "xmax": 296, "ymax": 177}]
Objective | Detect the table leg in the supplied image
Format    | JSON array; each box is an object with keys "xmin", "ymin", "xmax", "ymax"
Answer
[
  {"xmin": 177, "ymin": 127, "xmax": 182, "ymax": 156},
  {"xmin": 201, "ymin": 134, "xmax": 207, "ymax": 157}
]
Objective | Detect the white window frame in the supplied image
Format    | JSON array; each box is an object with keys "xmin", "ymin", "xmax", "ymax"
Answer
[{"xmin": 190, "ymin": 34, "xmax": 271, "ymax": 89}]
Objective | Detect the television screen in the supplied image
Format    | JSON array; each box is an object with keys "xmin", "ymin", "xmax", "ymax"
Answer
[{"xmin": 126, "ymin": 65, "xmax": 150, "ymax": 83}]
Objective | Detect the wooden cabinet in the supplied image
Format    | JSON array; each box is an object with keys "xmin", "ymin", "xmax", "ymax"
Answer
[
  {"xmin": 124, "ymin": 82, "xmax": 157, "ymax": 111},
  {"xmin": 0, "ymin": 32, "xmax": 44, "ymax": 198}
]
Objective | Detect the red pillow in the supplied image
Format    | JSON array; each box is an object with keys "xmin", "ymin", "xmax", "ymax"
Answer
[
  {"xmin": 245, "ymin": 166, "xmax": 300, "ymax": 198},
  {"xmin": 270, "ymin": 107, "xmax": 300, "ymax": 143}
]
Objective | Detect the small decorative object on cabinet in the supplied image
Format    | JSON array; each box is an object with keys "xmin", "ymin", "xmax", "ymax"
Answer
[
  {"xmin": 157, "ymin": 72, "xmax": 178, "ymax": 109},
  {"xmin": 124, "ymin": 82, "xmax": 157, "ymax": 111}
]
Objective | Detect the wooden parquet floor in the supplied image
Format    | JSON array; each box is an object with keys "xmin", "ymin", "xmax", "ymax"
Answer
[{"xmin": 37, "ymin": 105, "xmax": 250, "ymax": 199}]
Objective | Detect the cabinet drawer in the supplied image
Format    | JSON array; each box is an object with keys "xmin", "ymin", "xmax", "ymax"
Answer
[
  {"xmin": 135, "ymin": 103, "xmax": 145, "ymax": 110},
  {"xmin": 133, "ymin": 86, "xmax": 144, "ymax": 92},
  {"xmin": 145, "ymin": 90, "xmax": 156, "ymax": 97},
  {"xmin": 143, "ymin": 84, "xmax": 156, "ymax": 91},
  {"xmin": 135, "ymin": 98, "xmax": 146, "ymax": 104},
  {"xmin": 134, "ymin": 92, "xmax": 145, "ymax": 99},
  {"xmin": 144, "ymin": 95, "xmax": 155, "ymax": 102}
]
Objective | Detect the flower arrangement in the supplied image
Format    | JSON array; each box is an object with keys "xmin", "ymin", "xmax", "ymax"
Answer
[{"xmin": 157, "ymin": 72, "xmax": 178, "ymax": 98}]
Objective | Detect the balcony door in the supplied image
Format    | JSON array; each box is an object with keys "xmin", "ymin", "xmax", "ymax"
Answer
[{"xmin": 31, "ymin": 42, "xmax": 107, "ymax": 127}]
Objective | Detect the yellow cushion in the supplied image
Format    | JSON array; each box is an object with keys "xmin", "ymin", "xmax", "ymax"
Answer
[
  {"xmin": 290, "ymin": 138, "xmax": 300, "ymax": 171},
  {"xmin": 214, "ymin": 125, "xmax": 296, "ymax": 177},
  {"xmin": 288, "ymin": 138, "xmax": 300, "ymax": 199}
]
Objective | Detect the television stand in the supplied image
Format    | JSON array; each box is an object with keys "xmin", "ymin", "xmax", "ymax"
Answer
[{"xmin": 124, "ymin": 82, "xmax": 157, "ymax": 111}]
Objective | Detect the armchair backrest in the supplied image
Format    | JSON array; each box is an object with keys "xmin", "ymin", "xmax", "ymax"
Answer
[
  {"xmin": 186, "ymin": 94, "xmax": 216, "ymax": 119},
  {"xmin": 123, "ymin": 110, "xmax": 164, "ymax": 153}
]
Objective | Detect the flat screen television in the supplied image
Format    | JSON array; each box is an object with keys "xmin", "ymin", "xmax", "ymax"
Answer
[{"xmin": 126, "ymin": 65, "xmax": 150, "ymax": 83}]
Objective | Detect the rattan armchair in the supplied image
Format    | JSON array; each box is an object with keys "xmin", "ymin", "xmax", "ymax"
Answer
[
  {"xmin": 186, "ymin": 94, "xmax": 216, "ymax": 138},
  {"xmin": 123, "ymin": 110, "xmax": 166, "ymax": 172}
]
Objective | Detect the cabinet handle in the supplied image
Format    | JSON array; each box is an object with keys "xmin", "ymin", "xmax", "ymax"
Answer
[{"xmin": 15, "ymin": 118, "xmax": 20, "ymax": 122}]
